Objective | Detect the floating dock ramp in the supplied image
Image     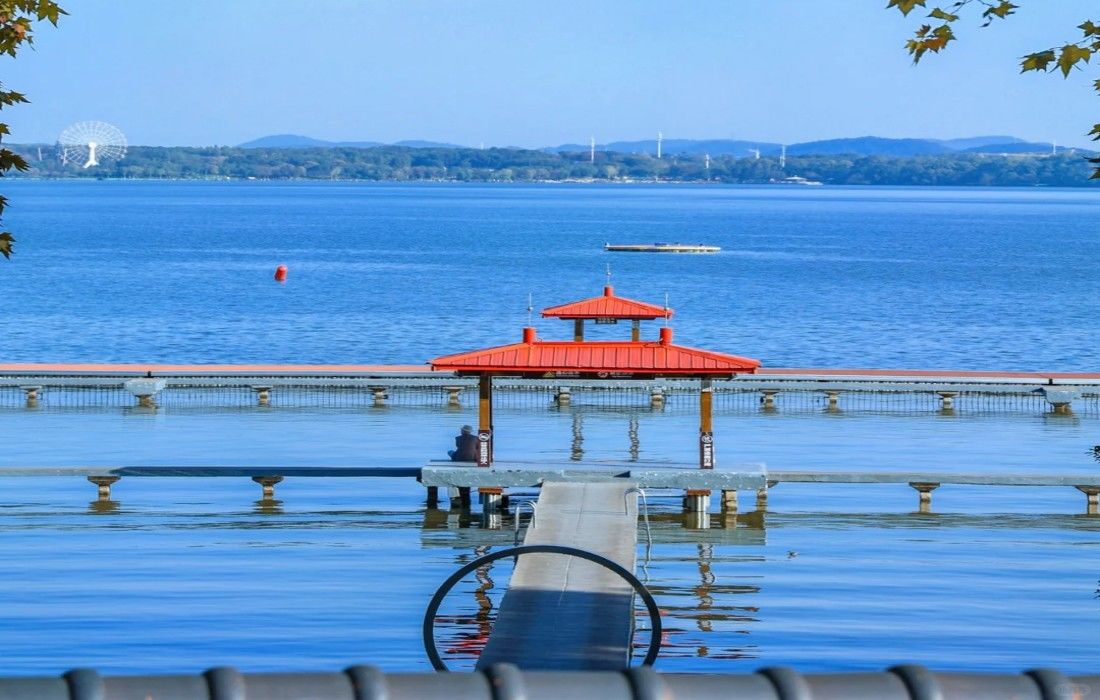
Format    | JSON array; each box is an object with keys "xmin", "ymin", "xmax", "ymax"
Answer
[
  {"xmin": 604, "ymin": 243, "xmax": 720, "ymax": 253},
  {"xmin": 476, "ymin": 481, "xmax": 640, "ymax": 670}
]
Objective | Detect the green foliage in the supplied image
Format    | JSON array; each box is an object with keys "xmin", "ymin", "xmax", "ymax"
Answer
[
  {"xmin": 0, "ymin": 1, "xmax": 65, "ymax": 261},
  {"xmin": 890, "ymin": 1, "xmax": 1098, "ymax": 177},
  {"xmin": 8, "ymin": 143, "xmax": 1098, "ymax": 187}
]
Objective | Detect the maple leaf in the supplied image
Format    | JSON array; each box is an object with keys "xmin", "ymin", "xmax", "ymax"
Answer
[
  {"xmin": 1056, "ymin": 44, "xmax": 1092, "ymax": 77},
  {"xmin": 887, "ymin": 0, "xmax": 927, "ymax": 17},
  {"xmin": 1021, "ymin": 50, "xmax": 1056, "ymax": 73}
]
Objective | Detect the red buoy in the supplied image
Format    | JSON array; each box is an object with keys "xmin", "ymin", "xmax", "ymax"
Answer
[{"xmin": 274, "ymin": 265, "xmax": 288, "ymax": 283}]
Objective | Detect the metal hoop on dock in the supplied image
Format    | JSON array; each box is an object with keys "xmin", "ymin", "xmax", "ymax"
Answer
[{"xmin": 422, "ymin": 544, "xmax": 663, "ymax": 672}]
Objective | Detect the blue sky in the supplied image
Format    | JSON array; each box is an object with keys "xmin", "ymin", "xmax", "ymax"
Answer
[{"xmin": 5, "ymin": 0, "xmax": 1098, "ymax": 147}]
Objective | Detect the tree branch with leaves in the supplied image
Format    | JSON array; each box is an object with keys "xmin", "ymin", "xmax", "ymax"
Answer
[
  {"xmin": 0, "ymin": 0, "xmax": 65, "ymax": 260},
  {"xmin": 888, "ymin": 0, "xmax": 1100, "ymax": 178}
]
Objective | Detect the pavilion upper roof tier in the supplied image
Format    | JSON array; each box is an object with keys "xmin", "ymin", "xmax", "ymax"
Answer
[{"xmin": 541, "ymin": 285, "xmax": 673, "ymax": 321}]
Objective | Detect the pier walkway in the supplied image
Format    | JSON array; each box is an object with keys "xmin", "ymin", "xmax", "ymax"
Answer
[
  {"xmin": 476, "ymin": 482, "xmax": 640, "ymax": 670},
  {"xmin": 2, "ymin": 463, "xmax": 1098, "ymax": 513}
]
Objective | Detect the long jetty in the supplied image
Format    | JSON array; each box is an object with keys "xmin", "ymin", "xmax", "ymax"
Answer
[
  {"xmin": 1, "ymin": 363, "xmax": 1098, "ymax": 413},
  {"xmin": 2, "ymin": 363, "xmax": 1099, "ymax": 514}
]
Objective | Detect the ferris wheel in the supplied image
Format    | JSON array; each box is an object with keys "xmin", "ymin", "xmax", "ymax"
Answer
[{"xmin": 57, "ymin": 121, "xmax": 127, "ymax": 168}]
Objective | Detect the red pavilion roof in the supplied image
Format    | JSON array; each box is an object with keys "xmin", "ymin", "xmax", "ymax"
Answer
[
  {"xmin": 430, "ymin": 327, "xmax": 759, "ymax": 377},
  {"xmin": 541, "ymin": 285, "xmax": 673, "ymax": 320}
]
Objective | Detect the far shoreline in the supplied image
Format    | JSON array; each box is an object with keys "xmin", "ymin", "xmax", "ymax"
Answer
[{"xmin": 6, "ymin": 176, "xmax": 1100, "ymax": 190}]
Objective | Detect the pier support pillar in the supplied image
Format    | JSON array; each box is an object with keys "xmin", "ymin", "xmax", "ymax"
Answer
[
  {"xmin": 426, "ymin": 486, "xmax": 440, "ymax": 509},
  {"xmin": 87, "ymin": 476, "xmax": 120, "ymax": 501},
  {"xmin": 684, "ymin": 489, "xmax": 711, "ymax": 513},
  {"xmin": 1076, "ymin": 486, "xmax": 1099, "ymax": 515},
  {"xmin": 443, "ymin": 386, "xmax": 463, "ymax": 407},
  {"xmin": 937, "ymin": 391, "xmax": 958, "ymax": 411},
  {"xmin": 1041, "ymin": 388, "xmax": 1079, "ymax": 416},
  {"xmin": 825, "ymin": 390, "xmax": 840, "ymax": 411},
  {"xmin": 124, "ymin": 378, "xmax": 166, "ymax": 409},
  {"xmin": 555, "ymin": 386, "xmax": 571, "ymax": 406},
  {"xmin": 909, "ymin": 481, "xmax": 940, "ymax": 512},
  {"xmin": 760, "ymin": 390, "xmax": 779, "ymax": 410},
  {"xmin": 756, "ymin": 481, "xmax": 777, "ymax": 511},
  {"xmin": 650, "ymin": 387, "xmax": 665, "ymax": 409},
  {"xmin": 252, "ymin": 386, "xmax": 272, "ymax": 407},
  {"xmin": 721, "ymin": 489, "xmax": 738, "ymax": 513},
  {"xmin": 20, "ymin": 385, "xmax": 41, "ymax": 408},
  {"xmin": 369, "ymin": 386, "xmax": 388, "ymax": 406},
  {"xmin": 251, "ymin": 475, "xmax": 284, "ymax": 500},
  {"xmin": 479, "ymin": 487, "xmax": 504, "ymax": 514},
  {"xmin": 449, "ymin": 487, "xmax": 472, "ymax": 509}
]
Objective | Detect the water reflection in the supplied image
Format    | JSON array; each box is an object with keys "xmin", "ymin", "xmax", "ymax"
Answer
[
  {"xmin": 87, "ymin": 498, "xmax": 119, "ymax": 515},
  {"xmin": 436, "ymin": 545, "xmax": 497, "ymax": 664},
  {"xmin": 253, "ymin": 498, "xmax": 284, "ymax": 515}
]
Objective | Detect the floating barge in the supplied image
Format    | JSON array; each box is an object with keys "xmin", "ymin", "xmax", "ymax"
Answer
[{"xmin": 604, "ymin": 242, "xmax": 720, "ymax": 253}]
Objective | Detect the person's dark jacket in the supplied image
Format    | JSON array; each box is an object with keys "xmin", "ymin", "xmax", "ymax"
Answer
[{"xmin": 452, "ymin": 432, "xmax": 478, "ymax": 461}]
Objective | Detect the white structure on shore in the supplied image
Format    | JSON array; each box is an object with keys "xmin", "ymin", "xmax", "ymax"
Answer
[{"xmin": 58, "ymin": 121, "xmax": 127, "ymax": 168}]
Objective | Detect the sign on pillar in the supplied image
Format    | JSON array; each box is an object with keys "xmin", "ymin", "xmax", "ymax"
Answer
[
  {"xmin": 477, "ymin": 430, "xmax": 492, "ymax": 467},
  {"xmin": 700, "ymin": 431, "xmax": 715, "ymax": 469}
]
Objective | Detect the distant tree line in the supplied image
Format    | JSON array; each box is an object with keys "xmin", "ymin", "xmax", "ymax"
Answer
[{"xmin": 9, "ymin": 144, "xmax": 1099, "ymax": 187}]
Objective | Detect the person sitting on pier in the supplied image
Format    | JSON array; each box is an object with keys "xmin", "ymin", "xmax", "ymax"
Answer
[{"xmin": 448, "ymin": 425, "xmax": 478, "ymax": 462}]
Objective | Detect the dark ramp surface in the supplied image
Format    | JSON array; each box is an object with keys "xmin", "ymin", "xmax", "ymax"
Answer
[{"xmin": 476, "ymin": 482, "xmax": 639, "ymax": 670}]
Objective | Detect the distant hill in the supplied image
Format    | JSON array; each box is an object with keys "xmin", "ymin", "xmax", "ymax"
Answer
[
  {"xmin": 962, "ymin": 141, "xmax": 1062, "ymax": 154},
  {"xmin": 551, "ymin": 139, "xmax": 780, "ymax": 156},
  {"xmin": 238, "ymin": 134, "xmax": 383, "ymax": 149},
  {"xmin": 785, "ymin": 137, "xmax": 953, "ymax": 156},
  {"xmin": 550, "ymin": 134, "xmax": 1075, "ymax": 158},
  {"xmin": 939, "ymin": 135, "xmax": 1024, "ymax": 150},
  {"xmin": 239, "ymin": 134, "xmax": 461, "ymax": 149},
  {"xmin": 238, "ymin": 132, "xmax": 1079, "ymax": 157},
  {"xmin": 392, "ymin": 139, "xmax": 464, "ymax": 149}
]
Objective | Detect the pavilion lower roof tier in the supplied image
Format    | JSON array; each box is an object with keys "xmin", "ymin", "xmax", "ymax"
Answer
[
  {"xmin": 541, "ymin": 285, "xmax": 673, "ymax": 320},
  {"xmin": 430, "ymin": 331, "xmax": 760, "ymax": 377}
]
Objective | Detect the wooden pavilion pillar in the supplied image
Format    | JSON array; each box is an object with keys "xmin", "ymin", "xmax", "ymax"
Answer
[
  {"xmin": 687, "ymin": 377, "xmax": 715, "ymax": 514},
  {"xmin": 631, "ymin": 320, "xmax": 640, "ymax": 341},
  {"xmin": 699, "ymin": 378, "xmax": 714, "ymax": 469},
  {"xmin": 573, "ymin": 319, "xmax": 584, "ymax": 342},
  {"xmin": 477, "ymin": 373, "xmax": 493, "ymax": 466}
]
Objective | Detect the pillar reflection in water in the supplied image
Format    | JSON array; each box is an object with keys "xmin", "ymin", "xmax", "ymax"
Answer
[
  {"xmin": 438, "ymin": 545, "xmax": 498, "ymax": 664},
  {"xmin": 564, "ymin": 407, "xmax": 645, "ymax": 462},
  {"xmin": 253, "ymin": 498, "xmax": 284, "ymax": 515},
  {"xmin": 571, "ymin": 412, "xmax": 584, "ymax": 461},
  {"xmin": 629, "ymin": 416, "xmax": 640, "ymax": 462},
  {"xmin": 694, "ymin": 543, "xmax": 715, "ymax": 634},
  {"xmin": 87, "ymin": 499, "xmax": 120, "ymax": 515}
]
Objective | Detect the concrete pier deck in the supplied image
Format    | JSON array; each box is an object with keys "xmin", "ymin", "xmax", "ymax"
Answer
[{"xmin": 476, "ymin": 482, "xmax": 640, "ymax": 670}]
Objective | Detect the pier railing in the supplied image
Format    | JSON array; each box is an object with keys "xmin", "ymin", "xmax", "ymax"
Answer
[
  {"xmin": 4, "ymin": 664, "xmax": 1095, "ymax": 700},
  {"xmin": 2, "ymin": 366, "xmax": 1098, "ymax": 414}
]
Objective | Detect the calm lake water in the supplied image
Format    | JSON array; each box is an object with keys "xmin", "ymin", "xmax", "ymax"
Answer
[{"xmin": 0, "ymin": 181, "xmax": 1098, "ymax": 676}]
